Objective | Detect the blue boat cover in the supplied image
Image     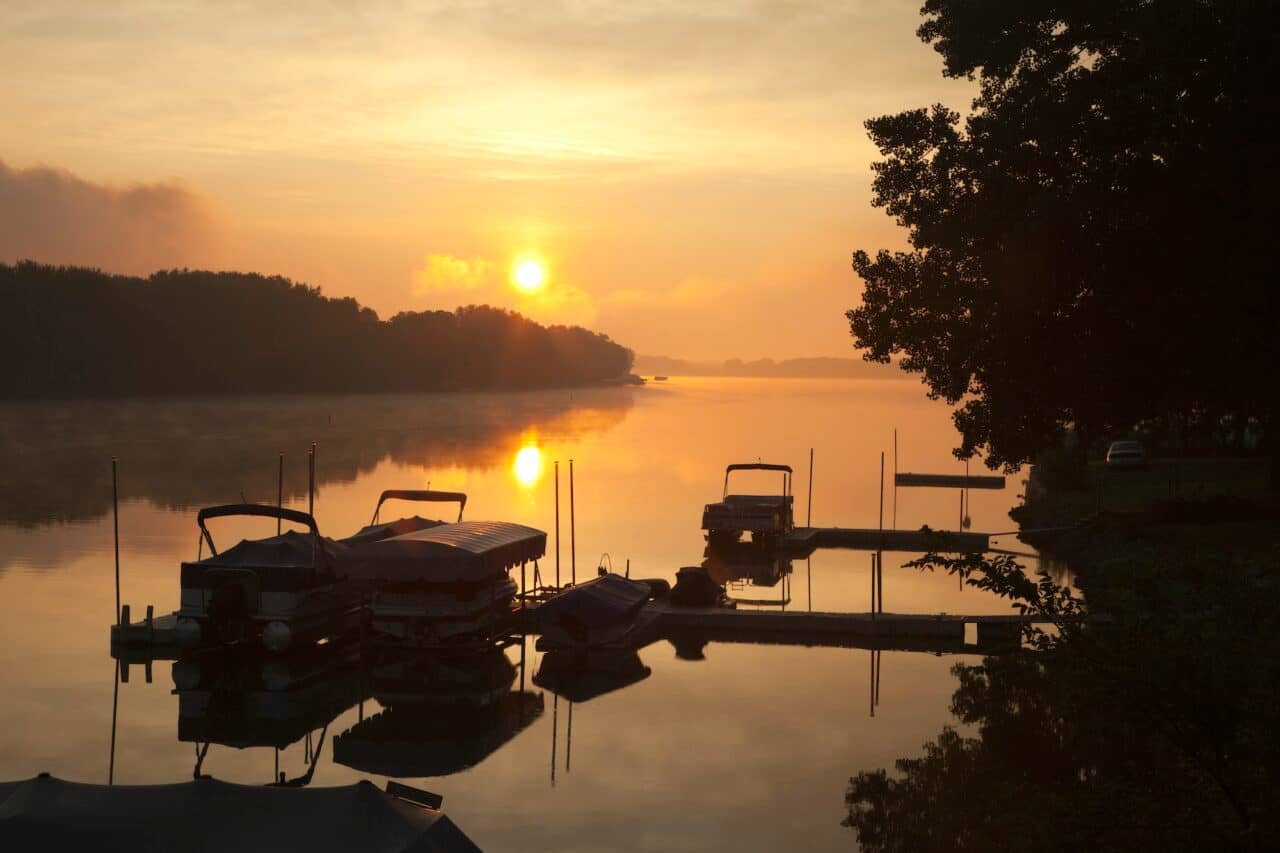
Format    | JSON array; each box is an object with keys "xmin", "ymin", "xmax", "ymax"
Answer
[{"xmin": 535, "ymin": 573, "xmax": 652, "ymax": 629}]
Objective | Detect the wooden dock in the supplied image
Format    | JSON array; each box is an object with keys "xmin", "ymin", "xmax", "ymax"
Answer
[
  {"xmin": 112, "ymin": 599, "xmax": 1044, "ymax": 660},
  {"xmin": 784, "ymin": 526, "xmax": 990, "ymax": 554}
]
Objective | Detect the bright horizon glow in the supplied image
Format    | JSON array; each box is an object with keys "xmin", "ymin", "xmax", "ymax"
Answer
[
  {"xmin": 512, "ymin": 444, "xmax": 544, "ymax": 488},
  {"xmin": 511, "ymin": 256, "xmax": 547, "ymax": 293}
]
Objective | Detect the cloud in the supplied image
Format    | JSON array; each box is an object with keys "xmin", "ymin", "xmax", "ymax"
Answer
[
  {"xmin": 411, "ymin": 252, "xmax": 597, "ymax": 326},
  {"xmin": 0, "ymin": 158, "xmax": 225, "ymax": 273},
  {"xmin": 413, "ymin": 253, "xmax": 495, "ymax": 295}
]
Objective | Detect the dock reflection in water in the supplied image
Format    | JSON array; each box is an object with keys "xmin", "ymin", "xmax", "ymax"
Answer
[{"xmin": 4, "ymin": 379, "xmax": 1038, "ymax": 851}]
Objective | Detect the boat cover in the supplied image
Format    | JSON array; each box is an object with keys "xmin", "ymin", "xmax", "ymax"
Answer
[
  {"xmin": 0, "ymin": 774, "xmax": 479, "ymax": 853},
  {"xmin": 343, "ymin": 521, "xmax": 546, "ymax": 584},
  {"xmin": 534, "ymin": 573, "xmax": 652, "ymax": 631},
  {"xmin": 181, "ymin": 531, "xmax": 350, "ymax": 589},
  {"xmin": 341, "ymin": 515, "xmax": 447, "ymax": 547},
  {"xmin": 333, "ymin": 691, "xmax": 544, "ymax": 777}
]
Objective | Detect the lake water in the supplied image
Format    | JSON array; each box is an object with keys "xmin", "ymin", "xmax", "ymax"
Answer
[{"xmin": 0, "ymin": 379, "xmax": 1031, "ymax": 851}]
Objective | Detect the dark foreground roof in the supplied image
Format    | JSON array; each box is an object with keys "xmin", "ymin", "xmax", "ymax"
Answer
[{"xmin": 0, "ymin": 774, "xmax": 480, "ymax": 852}]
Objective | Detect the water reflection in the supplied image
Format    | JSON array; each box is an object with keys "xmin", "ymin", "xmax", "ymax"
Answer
[
  {"xmin": 511, "ymin": 444, "xmax": 544, "ymax": 489},
  {"xmin": 0, "ymin": 389, "xmax": 633, "ymax": 527}
]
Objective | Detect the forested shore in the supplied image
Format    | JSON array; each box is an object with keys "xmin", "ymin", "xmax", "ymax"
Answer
[{"xmin": 0, "ymin": 262, "xmax": 635, "ymax": 398}]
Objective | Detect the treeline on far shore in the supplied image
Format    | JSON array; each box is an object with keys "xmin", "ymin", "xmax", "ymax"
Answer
[{"xmin": 0, "ymin": 262, "xmax": 634, "ymax": 398}]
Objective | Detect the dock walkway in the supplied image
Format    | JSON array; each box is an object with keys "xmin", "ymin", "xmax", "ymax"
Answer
[{"xmin": 784, "ymin": 526, "xmax": 990, "ymax": 554}]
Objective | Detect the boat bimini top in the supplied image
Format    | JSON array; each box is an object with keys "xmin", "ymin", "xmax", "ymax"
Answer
[
  {"xmin": 721, "ymin": 463, "xmax": 794, "ymax": 501},
  {"xmin": 182, "ymin": 505, "xmax": 348, "ymax": 588},
  {"xmin": 343, "ymin": 520, "xmax": 547, "ymax": 585},
  {"xmin": 342, "ymin": 490, "xmax": 469, "ymax": 546}
]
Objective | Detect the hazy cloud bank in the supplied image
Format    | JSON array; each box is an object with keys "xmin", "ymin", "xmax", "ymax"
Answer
[{"xmin": 0, "ymin": 159, "xmax": 224, "ymax": 273}]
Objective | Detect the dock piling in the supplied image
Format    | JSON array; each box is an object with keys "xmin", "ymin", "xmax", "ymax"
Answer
[
  {"xmin": 806, "ymin": 447, "xmax": 814, "ymax": 527},
  {"xmin": 277, "ymin": 452, "xmax": 284, "ymax": 534},
  {"xmin": 308, "ymin": 443, "xmax": 316, "ymax": 516},
  {"xmin": 569, "ymin": 459, "xmax": 576, "ymax": 586},
  {"xmin": 112, "ymin": 458, "xmax": 120, "ymax": 622},
  {"xmin": 554, "ymin": 461, "xmax": 561, "ymax": 588}
]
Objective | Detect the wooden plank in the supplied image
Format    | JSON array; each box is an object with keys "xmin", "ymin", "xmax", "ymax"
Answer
[{"xmin": 895, "ymin": 472, "xmax": 1006, "ymax": 489}]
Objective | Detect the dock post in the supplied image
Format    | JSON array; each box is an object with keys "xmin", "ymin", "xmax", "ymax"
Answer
[
  {"xmin": 277, "ymin": 452, "xmax": 284, "ymax": 534},
  {"xmin": 807, "ymin": 447, "xmax": 814, "ymax": 527},
  {"xmin": 112, "ymin": 458, "xmax": 120, "ymax": 622},
  {"xmin": 877, "ymin": 451, "xmax": 885, "ymax": 613},
  {"xmin": 892, "ymin": 429, "xmax": 898, "ymax": 529},
  {"xmin": 109, "ymin": 661, "xmax": 119, "ymax": 785},
  {"xmin": 308, "ymin": 443, "xmax": 316, "ymax": 516},
  {"xmin": 554, "ymin": 461, "xmax": 561, "ymax": 588},
  {"xmin": 569, "ymin": 459, "xmax": 576, "ymax": 586}
]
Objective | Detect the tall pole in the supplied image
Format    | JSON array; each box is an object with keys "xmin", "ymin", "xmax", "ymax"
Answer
[
  {"xmin": 806, "ymin": 447, "xmax": 814, "ymax": 527},
  {"xmin": 277, "ymin": 452, "xmax": 284, "ymax": 534},
  {"xmin": 112, "ymin": 457, "xmax": 120, "ymax": 621},
  {"xmin": 108, "ymin": 661, "xmax": 119, "ymax": 784},
  {"xmin": 892, "ymin": 428, "xmax": 898, "ymax": 530},
  {"xmin": 569, "ymin": 459, "xmax": 576, "ymax": 586},
  {"xmin": 554, "ymin": 461, "xmax": 561, "ymax": 588},
  {"xmin": 308, "ymin": 443, "xmax": 316, "ymax": 517},
  {"xmin": 877, "ymin": 451, "xmax": 885, "ymax": 614}
]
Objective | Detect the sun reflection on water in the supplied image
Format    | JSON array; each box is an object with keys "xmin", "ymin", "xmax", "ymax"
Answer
[{"xmin": 512, "ymin": 444, "xmax": 544, "ymax": 488}]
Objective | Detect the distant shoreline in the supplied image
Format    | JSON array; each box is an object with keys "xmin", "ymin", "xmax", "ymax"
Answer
[{"xmin": 633, "ymin": 354, "xmax": 907, "ymax": 381}]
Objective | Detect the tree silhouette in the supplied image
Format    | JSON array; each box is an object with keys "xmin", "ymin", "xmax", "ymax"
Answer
[
  {"xmin": 0, "ymin": 262, "xmax": 633, "ymax": 398},
  {"xmin": 847, "ymin": 1, "xmax": 1280, "ymax": 472}
]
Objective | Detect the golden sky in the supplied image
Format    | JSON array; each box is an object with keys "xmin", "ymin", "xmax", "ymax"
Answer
[{"xmin": 0, "ymin": 1, "xmax": 972, "ymax": 359}]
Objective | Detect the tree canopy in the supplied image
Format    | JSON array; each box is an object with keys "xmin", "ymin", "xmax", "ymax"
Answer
[
  {"xmin": 0, "ymin": 262, "xmax": 633, "ymax": 397},
  {"xmin": 848, "ymin": 0, "xmax": 1280, "ymax": 470}
]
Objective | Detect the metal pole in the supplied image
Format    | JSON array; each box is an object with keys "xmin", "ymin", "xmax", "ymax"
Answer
[
  {"xmin": 806, "ymin": 447, "xmax": 814, "ymax": 527},
  {"xmin": 277, "ymin": 452, "xmax": 284, "ymax": 534},
  {"xmin": 877, "ymin": 452, "xmax": 885, "ymax": 613},
  {"xmin": 550, "ymin": 694, "xmax": 559, "ymax": 787},
  {"xmin": 112, "ymin": 458, "xmax": 120, "ymax": 621},
  {"xmin": 108, "ymin": 661, "xmax": 119, "ymax": 784},
  {"xmin": 569, "ymin": 459, "xmax": 576, "ymax": 586},
  {"xmin": 554, "ymin": 461, "xmax": 561, "ymax": 588},
  {"xmin": 892, "ymin": 429, "xmax": 898, "ymax": 530},
  {"xmin": 308, "ymin": 444, "xmax": 316, "ymax": 516}
]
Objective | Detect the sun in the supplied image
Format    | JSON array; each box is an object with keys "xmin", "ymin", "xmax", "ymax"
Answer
[{"xmin": 511, "ymin": 256, "xmax": 547, "ymax": 293}]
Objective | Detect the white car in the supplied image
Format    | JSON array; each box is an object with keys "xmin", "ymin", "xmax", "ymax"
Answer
[{"xmin": 1105, "ymin": 440, "xmax": 1147, "ymax": 469}]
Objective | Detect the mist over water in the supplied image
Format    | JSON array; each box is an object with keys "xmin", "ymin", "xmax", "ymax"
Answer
[{"xmin": 0, "ymin": 379, "xmax": 1029, "ymax": 851}]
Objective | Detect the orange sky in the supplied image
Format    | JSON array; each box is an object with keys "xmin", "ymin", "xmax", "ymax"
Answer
[{"xmin": 0, "ymin": 1, "xmax": 973, "ymax": 360}]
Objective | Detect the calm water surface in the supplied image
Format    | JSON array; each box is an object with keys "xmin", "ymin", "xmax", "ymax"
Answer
[{"xmin": 0, "ymin": 379, "xmax": 1030, "ymax": 851}]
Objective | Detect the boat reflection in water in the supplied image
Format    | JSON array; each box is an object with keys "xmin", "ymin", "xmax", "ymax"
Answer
[
  {"xmin": 333, "ymin": 645, "xmax": 544, "ymax": 778},
  {"xmin": 701, "ymin": 540, "xmax": 794, "ymax": 607},
  {"xmin": 172, "ymin": 638, "xmax": 367, "ymax": 784}
]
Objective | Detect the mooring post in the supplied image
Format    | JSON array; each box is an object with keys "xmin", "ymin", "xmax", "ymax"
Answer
[
  {"xmin": 554, "ymin": 461, "xmax": 561, "ymax": 588},
  {"xmin": 112, "ymin": 457, "xmax": 121, "ymax": 622},
  {"xmin": 308, "ymin": 443, "xmax": 316, "ymax": 516},
  {"xmin": 892, "ymin": 429, "xmax": 898, "ymax": 530},
  {"xmin": 277, "ymin": 452, "xmax": 284, "ymax": 534},
  {"xmin": 569, "ymin": 459, "xmax": 576, "ymax": 586},
  {"xmin": 878, "ymin": 451, "xmax": 885, "ymax": 613},
  {"xmin": 869, "ymin": 554, "xmax": 876, "ymax": 618},
  {"xmin": 807, "ymin": 447, "xmax": 814, "ymax": 527},
  {"xmin": 109, "ymin": 661, "xmax": 119, "ymax": 785}
]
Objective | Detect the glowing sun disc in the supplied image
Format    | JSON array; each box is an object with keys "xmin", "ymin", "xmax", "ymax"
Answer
[
  {"xmin": 512, "ymin": 444, "xmax": 544, "ymax": 487},
  {"xmin": 512, "ymin": 257, "xmax": 547, "ymax": 293}
]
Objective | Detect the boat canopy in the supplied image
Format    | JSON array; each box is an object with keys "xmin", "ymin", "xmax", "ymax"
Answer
[
  {"xmin": 0, "ymin": 774, "xmax": 479, "ymax": 853},
  {"xmin": 371, "ymin": 490, "xmax": 467, "ymax": 525},
  {"xmin": 343, "ymin": 520, "xmax": 547, "ymax": 584},
  {"xmin": 723, "ymin": 463, "xmax": 793, "ymax": 497},
  {"xmin": 342, "ymin": 515, "xmax": 447, "ymax": 547}
]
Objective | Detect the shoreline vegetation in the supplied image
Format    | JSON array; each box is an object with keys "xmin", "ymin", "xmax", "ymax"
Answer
[
  {"xmin": 0, "ymin": 262, "xmax": 639, "ymax": 399},
  {"xmin": 633, "ymin": 354, "xmax": 906, "ymax": 380},
  {"xmin": 844, "ymin": 452, "xmax": 1280, "ymax": 851}
]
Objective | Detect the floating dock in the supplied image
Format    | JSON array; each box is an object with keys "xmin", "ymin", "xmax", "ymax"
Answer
[{"xmin": 784, "ymin": 526, "xmax": 990, "ymax": 554}]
